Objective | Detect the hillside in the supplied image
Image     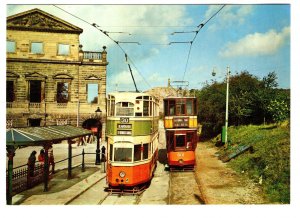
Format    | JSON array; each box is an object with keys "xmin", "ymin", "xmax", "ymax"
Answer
[{"xmin": 214, "ymin": 122, "xmax": 290, "ymax": 203}]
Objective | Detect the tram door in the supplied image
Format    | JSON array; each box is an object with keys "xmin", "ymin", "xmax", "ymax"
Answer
[{"xmin": 175, "ymin": 134, "xmax": 186, "ymax": 150}]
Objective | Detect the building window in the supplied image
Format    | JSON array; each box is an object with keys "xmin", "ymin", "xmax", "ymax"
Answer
[
  {"xmin": 6, "ymin": 81, "xmax": 14, "ymax": 102},
  {"xmin": 7, "ymin": 40, "xmax": 16, "ymax": 53},
  {"xmin": 31, "ymin": 42, "xmax": 43, "ymax": 54},
  {"xmin": 87, "ymin": 83, "xmax": 98, "ymax": 104},
  {"xmin": 58, "ymin": 44, "xmax": 70, "ymax": 55},
  {"xmin": 28, "ymin": 118, "xmax": 41, "ymax": 127},
  {"xmin": 29, "ymin": 80, "xmax": 42, "ymax": 102},
  {"xmin": 57, "ymin": 82, "xmax": 69, "ymax": 103}
]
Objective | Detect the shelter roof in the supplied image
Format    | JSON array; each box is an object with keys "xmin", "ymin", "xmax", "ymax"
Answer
[{"xmin": 6, "ymin": 125, "xmax": 92, "ymax": 148}]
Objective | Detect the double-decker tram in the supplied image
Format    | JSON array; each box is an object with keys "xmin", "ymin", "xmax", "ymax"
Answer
[
  {"xmin": 105, "ymin": 92, "xmax": 159, "ymax": 194},
  {"xmin": 163, "ymin": 96, "xmax": 198, "ymax": 171}
]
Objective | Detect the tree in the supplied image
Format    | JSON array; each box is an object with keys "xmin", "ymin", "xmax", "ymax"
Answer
[
  {"xmin": 195, "ymin": 70, "xmax": 290, "ymax": 139},
  {"xmin": 267, "ymin": 99, "xmax": 289, "ymax": 124}
]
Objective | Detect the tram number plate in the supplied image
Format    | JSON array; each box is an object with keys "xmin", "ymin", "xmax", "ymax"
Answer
[
  {"xmin": 177, "ymin": 153, "xmax": 184, "ymax": 157},
  {"xmin": 120, "ymin": 117, "xmax": 130, "ymax": 123}
]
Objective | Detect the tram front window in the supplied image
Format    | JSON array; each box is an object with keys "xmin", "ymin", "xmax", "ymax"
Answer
[
  {"xmin": 175, "ymin": 135, "xmax": 185, "ymax": 148},
  {"xmin": 114, "ymin": 147, "xmax": 132, "ymax": 162}
]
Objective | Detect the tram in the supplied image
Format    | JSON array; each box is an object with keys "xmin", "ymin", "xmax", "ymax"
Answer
[
  {"xmin": 105, "ymin": 92, "xmax": 159, "ymax": 194},
  {"xmin": 163, "ymin": 96, "xmax": 198, "ymax": 171}
]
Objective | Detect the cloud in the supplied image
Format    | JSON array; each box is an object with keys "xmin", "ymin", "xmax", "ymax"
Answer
[
  {"xmin": 219, "ymin": 26, "xmax": 290, "ymax": 57},
  {"xmin": 205, "ymin": 5, "xmax": 254, "ymax": 31}
]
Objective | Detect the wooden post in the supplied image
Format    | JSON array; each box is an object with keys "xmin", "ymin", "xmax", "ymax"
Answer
[
  {"xmin": 68, "ymin": 139, "xmax": 72, "ymax": 179},
  {"xmin": 81, "ymin": 149, "xmax": 85, "ymax": 172},
  {"xmin": 6, "ymin": 147, "xmax": 15, "ymax": 205},
  {"xmin": 43, "ymin": 143, "xmax": 51, "ymax": 192}
]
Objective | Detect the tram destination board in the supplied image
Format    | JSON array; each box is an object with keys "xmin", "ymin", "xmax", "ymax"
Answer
[
  {"xmin": 117, "ymin": 124, "xmax": 132, "ymax": 129},
  {"xmin": 117, "ymin": 130, "xmax": 132, "ymax": 135}
]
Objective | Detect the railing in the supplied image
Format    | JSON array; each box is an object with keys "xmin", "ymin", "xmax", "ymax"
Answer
[
  {"xmin": 83, "ymin": 51, "xmax": 102, "ymax": 60},
  {"xmin": 6, "ymin": 150, "xmax": 100, "ymax": 196},
  {"xmin": 29, "ymin": 102, "xmax": 41, "ymax": 108},
  {"xmin": 6, "ymin": 102, "xmax": 13, "ymax": 108},
  {"xmin": 6, "ymin": 163, "xmax": 46, "ymax": 195},
  {"xmin": 56, "ymin": 103, "xmax": 68, "ymax": 108}
]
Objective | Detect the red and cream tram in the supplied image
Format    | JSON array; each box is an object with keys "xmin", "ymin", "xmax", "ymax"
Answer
[
  {"xmin": 105, "ymin": 92, "xmax": 159, "ymax": 194},
  {"xmin": 163, "ymin": 97, "xmax": 198, "ymax": 171}
]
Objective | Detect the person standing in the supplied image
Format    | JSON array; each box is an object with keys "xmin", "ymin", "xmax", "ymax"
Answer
[
  {"xmin": 48, "ymin": 145, "xmax": 55, "ymax": 174},
  {"xmin": 101, "ymin": 145, "xmax": 106, "ymax": 162},
  {"xmin": 28, "ymin": 151, "xmax": 37, "ymax": 177},
  {"xmin": 38, "ymin": 149, "xmax": 45, "ymax": 163}
]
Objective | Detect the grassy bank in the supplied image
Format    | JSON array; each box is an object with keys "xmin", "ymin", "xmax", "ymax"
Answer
[{"xmin": 214, "ymin": 122, "xmax": 290, "ymax": 203}]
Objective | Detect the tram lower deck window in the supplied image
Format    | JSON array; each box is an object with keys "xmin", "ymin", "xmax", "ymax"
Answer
[
  {"xmin": 114, "ymin": 148, "xmax": 132, "ymax": 162},
  {"xmin": 176, "ymin": 135, "xmax": 185, "ymax": 148},
  {"xmin": 134, "ymin": 144, "xmax": 142, "ymax": 161}
]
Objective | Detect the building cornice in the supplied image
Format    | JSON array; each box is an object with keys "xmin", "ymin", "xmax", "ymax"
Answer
[{"xmin": 7, "ymin": 58, "xmax": 109, "ymax": 66}]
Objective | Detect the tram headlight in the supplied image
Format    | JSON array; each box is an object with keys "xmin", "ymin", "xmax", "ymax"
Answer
[{"xmin": 119, "ymin": 171, "xmax": 126, "ymax": 178}]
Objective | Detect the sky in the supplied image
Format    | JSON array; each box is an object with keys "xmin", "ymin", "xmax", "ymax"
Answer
[{"xmin": 6, "ymin": 2, "xmax": 291, "ymax": 94}]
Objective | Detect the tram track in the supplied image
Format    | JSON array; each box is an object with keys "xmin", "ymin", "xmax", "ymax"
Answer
[
  {"xmin": 168, "ymin": 171, "xmax": 205, "ymax": 205},
  {"xmin": 66, "ymin": 175, "xmax": 107, "ymax": 205}
]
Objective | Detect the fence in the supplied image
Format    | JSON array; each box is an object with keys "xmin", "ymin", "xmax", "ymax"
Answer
[{"xmin": 6, "ymin": 149, "xmax": 96, "ymax": 197}]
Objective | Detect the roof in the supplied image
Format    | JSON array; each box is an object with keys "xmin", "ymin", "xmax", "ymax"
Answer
[
  {"xmin": 7, "ymin": 8, "xmax": 83, "ymax": 34},
  {"xmin": 6, "ymin": 125, "xmax": 92, "ymax": 148}
]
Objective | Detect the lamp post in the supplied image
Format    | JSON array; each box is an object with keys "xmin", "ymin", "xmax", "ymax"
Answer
[
  {"xmin": 212, "ymin": 66, "xmax": 230, "ymax": 145},
  {"xmin": 95, "ymin": 107, "xmax": 102, "ymax": 165}
]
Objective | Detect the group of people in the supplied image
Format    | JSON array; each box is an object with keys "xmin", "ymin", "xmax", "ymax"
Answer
[{"xmin": 27, "ymin": 145, "xmax": 55, "ymax": 177}]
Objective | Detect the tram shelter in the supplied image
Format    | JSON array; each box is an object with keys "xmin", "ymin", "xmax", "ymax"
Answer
[{"xmin": 6, "ymin": 125, "xmax": 92, "ymax": 205}]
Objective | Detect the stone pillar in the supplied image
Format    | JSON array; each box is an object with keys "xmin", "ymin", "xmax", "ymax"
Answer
[{"xmin": 101, "ymin": 46, "xmax": 107, "ymax": 62}]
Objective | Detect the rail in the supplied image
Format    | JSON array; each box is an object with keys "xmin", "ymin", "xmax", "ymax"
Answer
[{"xmin": 6, "ymin": 149, "xmax": 98, "ymax": 196}]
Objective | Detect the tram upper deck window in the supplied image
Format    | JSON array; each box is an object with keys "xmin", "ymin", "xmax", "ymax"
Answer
[
  {"xmin": 114, "ymin": 147, "xmax": 132, "ymax": 162},
  {"xmin": 176, "ymin": 100, "xmax": 185, "ymax": 115},
  {"xmin": 107, "ymin": 95, "xmax": 115, "ymax": 116},
  {"xmin": 116, "ymin": 102, "xmax": 134, "ymax": 116},
  {"xmin": 186, "ymin": 99, "xmax": 193, "ymax": 115},
  {"xmin": 194, "ymin": 98, "xmax": 197, "ymax": 115},
  {"xmin": 168, "ymin": 100, "xmax": 175, "ymax": 115},
  {"xmin": 143, "ymin": 100, "xmax": 149, "ymax": 116}
]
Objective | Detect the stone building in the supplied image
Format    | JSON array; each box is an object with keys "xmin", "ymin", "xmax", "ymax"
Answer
[{"xmin": 6, "ymin": 8, "xmax": 108, "ymax": 138}]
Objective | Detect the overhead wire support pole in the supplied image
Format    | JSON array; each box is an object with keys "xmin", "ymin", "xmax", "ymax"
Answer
[
  {"xmin": 125, "ymin": 54, "xmax": 139, "ymax": 93},
  {"xmin": 225, "ymin": 66, "xmax": 230, "ymax": 145}
]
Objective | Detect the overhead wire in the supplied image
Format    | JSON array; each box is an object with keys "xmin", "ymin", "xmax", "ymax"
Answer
[
  {"xmin": 53, "ymin": 5, "xmax": 225, "ymax": 91},
  {"xmin": 52, "ymin": 5, "xmax": 151, "ymax": 91},
  {"xmin": 181, "ymin": 4, "xmax": 226, "ymax": 81}
]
